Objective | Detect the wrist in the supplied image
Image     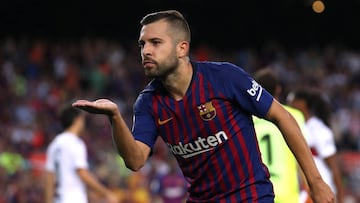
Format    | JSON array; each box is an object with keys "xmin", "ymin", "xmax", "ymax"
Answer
[
  {"xmin": 108, "ymin": 110, "xmax": 121, "ymax": 122},
  {"xmin": 307, "ymin": 175, "xmax": 324, "ymax": 188}
]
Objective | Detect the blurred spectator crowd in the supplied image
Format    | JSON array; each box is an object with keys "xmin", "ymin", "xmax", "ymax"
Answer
[{"xmin": 0, "ymin": 37, "xmax": 360, "ymax": 202}]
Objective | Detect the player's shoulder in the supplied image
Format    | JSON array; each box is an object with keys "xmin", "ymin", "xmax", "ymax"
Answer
[
  {"xmin": 47, "ymin": 133, "xmax": 66, "ymax": 151},
  {"xmin": 308, "ymin": 116, "xmax": 330, "ymax": 131},
  {"xmin": 193, "ymin": 61, "xmax": 249, "ymax": 81},
  {"xmin": 135, "ymin": 79, "xmax": 162, "ymax": 107},
  {"xmin": 56, "ymin": 132, "xmax": 83, "ymax": 145},
  {"xmin": 140, "ymin": 79, "xmax": 161, "ymax": 93},
  {"xmin": 194, "ymin": 61, "xmax": 243, "ymax": 72}
]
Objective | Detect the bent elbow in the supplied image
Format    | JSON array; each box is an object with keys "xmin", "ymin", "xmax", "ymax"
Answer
[
  {"xmin": 118, "ymin": 142, "xmax": 150, "ymax": 172},
  {"xmin": 125, "ymin": 161, "xmax": 144, "ymax": 172},
  {"xmin": 123, "ymin": 154, "xmax": 146, "ymax": 171}
]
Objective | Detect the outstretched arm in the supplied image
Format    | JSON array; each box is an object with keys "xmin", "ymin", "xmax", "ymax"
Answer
[
  {"xmin": 72, "ymin": 99, "xmax": 151, "ymax": 171},
  {"xmin": 265, "ymin": 99, "xmax": 335, "ymax": 203}
]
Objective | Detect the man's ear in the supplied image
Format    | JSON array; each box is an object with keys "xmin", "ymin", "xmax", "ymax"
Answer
[{"xmin": 177, "ymin": 41, "xmax": 190, "ymax": 58}]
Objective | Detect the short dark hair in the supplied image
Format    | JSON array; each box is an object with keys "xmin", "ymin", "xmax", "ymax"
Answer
[
  {"xmin": 58, "ymin": 105, "xmax": 81, "ymax": 129},
  {"xmin": 253, "ymin": 67, "xmax": 279, "ymax": 95},
  {"xmin": 140, "ymin": 10, "xmax": 191, "ymax": 43},
  {"xmin": 291, "ymin": 87, "xmax": 332, "ymax": 126}
]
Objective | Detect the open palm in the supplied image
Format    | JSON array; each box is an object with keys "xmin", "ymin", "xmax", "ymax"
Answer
[{"xmin": 72, "ymin": 99, "xmax": 118, "ymax": 116}]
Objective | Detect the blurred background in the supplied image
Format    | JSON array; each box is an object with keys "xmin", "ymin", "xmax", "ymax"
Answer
[{"xmin": 1, "ymin": 0, "xmax": 360, "ymax": 202}]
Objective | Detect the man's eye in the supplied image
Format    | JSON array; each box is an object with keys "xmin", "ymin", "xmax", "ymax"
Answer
[{"xmin": 138, "ymin": 41, "xmax": 144, "ymax": 47}]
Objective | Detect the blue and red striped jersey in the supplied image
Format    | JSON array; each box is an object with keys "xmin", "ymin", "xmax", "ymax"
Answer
[{"xmin": 132, "ymin": 61, "xmax": 275, "ymax": 202}]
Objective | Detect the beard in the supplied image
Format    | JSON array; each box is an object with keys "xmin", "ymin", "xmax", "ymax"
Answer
[{"xmin": 144, "ymin": 56, "xmax": 179, "ymax": 79}]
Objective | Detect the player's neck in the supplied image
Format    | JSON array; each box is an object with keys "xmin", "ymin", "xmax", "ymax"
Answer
[
  {"xmin": 65, "ymin": 125, "xmax": 82, "ymax": 137},
  {"xmin": 303, "ymin": 112, "xmax": 312, "ymax": 121},
  {"xmin": 162, "ymin": 60, "xmax": 193, "ymax": 101}
]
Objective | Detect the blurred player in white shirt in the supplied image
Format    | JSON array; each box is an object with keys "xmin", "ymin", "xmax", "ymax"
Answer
[
  {"xmin": 287, "ymin": 88, "xmax": 345, "ymax": 203},
  {"xmin": 45, "ymin": 105, "xmax": 118, "ymax": 203}
]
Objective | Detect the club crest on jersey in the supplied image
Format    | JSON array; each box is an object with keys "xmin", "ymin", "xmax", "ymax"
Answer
[{"xmin": 197, "ymin": 102, "xmax": 216, "ymax": 121}]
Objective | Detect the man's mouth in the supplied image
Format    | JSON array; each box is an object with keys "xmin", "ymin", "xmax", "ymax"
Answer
[{"xmin": 143, "ymin": 59, "xmax": 155, "ymax": 67}]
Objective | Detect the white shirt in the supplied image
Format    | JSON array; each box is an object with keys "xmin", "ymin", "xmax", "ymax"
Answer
[
  {"xmin": 45, "ymin": 132, "xmax": 89, "ymax": 203},
  {"xmin": 304, "ymin": 116, "xmax": 337, "ymax": 193}
]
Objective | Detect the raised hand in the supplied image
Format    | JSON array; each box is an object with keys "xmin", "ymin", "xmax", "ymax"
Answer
[{"xmin": 72, "ymin": 99, "xmax": 119, "ymax": 116}]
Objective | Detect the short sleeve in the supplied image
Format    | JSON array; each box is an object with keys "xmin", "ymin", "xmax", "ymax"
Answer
[
  {"xmin": 132, "ymin": 93, "xmax": 158, "ymax": 149},
  {"xmin": 45, "ymin": 146, "xmax": 55, "ymax": 172},
  {"xmin": 222, "ymin": 63, "xmax": 274, "ymax": 118},
  {"xmin": 71, "ymin": 140, "xmax": 88, "ymax": 169},
  {"xmin": 315, "ymin": 127, "xmax": 336, "ymax": 158}
]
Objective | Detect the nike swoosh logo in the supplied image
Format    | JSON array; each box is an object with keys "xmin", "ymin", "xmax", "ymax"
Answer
[{"xmin": 158, "ymin": 117, "xmax": 173, "ymax": 125}]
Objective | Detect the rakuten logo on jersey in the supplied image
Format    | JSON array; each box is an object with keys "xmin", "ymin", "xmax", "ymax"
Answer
[
  {"xmin": 167, "ymin": 131, "xmax": 228, "ymax": 159},
  {"xmin": 247, "ymin": 80, "xmax": 263, "ymax": 101}
]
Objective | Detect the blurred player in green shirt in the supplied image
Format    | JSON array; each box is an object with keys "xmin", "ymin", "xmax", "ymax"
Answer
[{"xmin": 253, "ymin": 67, "xmax": 306, "ymax": 203}]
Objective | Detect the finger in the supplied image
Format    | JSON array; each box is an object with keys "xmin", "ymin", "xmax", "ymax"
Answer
[{"xmin": 72, "ymin": 100, "xmax": 92, "ymax": 107}]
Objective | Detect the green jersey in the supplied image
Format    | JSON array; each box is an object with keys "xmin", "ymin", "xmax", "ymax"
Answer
[{"xmin": 253, "ymin": 105, "xmax": 305, "ymax": 203}]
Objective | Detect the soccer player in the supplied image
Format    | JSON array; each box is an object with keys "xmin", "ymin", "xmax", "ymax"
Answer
[
  {"xmin": 287, "ymin": 88, "xmax": 345, "ymax": 203},
  {"xmin": 252, "ymin": 67, "xmax": 306, "ymax": 203},
  {"xmin": 72, "ymin": 10, "xmax": 334, "ymax": 202},
  {"xmin": 44, "ymin": 105, "xmax": 118, "ymax": 203}
]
